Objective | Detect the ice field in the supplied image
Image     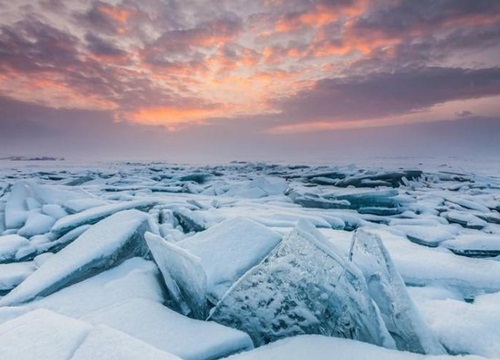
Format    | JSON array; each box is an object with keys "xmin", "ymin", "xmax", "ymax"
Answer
[{"xmin": 0, "ymin": 158, "xmax": 499, "ymax": 359}]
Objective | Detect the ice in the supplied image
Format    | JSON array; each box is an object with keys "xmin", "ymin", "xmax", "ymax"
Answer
[
  {"xmin": 83, "ymin": 298, "xmax": 254, "ymax": 360},
  {"xmin": 224, "ymin": 335, "xmax": 486, "ymax": 360},
  {"xmin": 0, "ymin": 309, "xmax": 92, "ymax": 360},
  {"xmin": 413, "ymin": 291, "xmax": 500, "ymax": 358},
  {"xmin": 146, "ymin": 232, "xmax": 207, "ymax": 318},
  {"xmin": 179, "ymin": 217, "xmax": 282, "ymax": 300},
  {"xmin": 1, "ymin": 161, "xmax": 500, "ymax": 358},
  {"xmin": 441, "ymin": 211, "xmax": 487, "ymax": 230},
  {"xmin": 4, "ymin": 181, "xmax": 32, "ymax": 229},
  {"xmin": 441, "ymin": 234, "xmax": 500, "ymax": 258},
  {"xmin": 333, "ymin": 170, "xmax": 424, "ymax": 188},
  {"xmin": 146, "ymin": 217, "xmax": 282, "ymax": 318},
  {"xmin": 392, "ymin": 224, "xmax": 458, "ymax": 247},
  {"xmin": 71, "ymin": 325, "xmax": 182, "ymax": 360},
  {"xmin": 41, "ymin": 204, "xmax": 68, "ymax": 219},
  {"xmin": 0, "ymin": 257, "xmax": 163, "ymax": 321},
  {"xmin": 17, "ymin": 211, "xmax": 56, "ymax": 237},
  {"xmin": 0, "ymin": 210, "xmax": 153, "ymax": 306},
  {"xmin": 0, "ymin": 309, "xmax": 182, "ymax": 360},
  {"xmin": 349, "ymin": 229, "xmax": 446, "ymax": 354},
  {"xmin": 225, "ymin": 177, "xmax": 288, "ymax": 198},
  {"xmin": 371, "ymin": 228, "xmax": 500, "ymax": 298},
  {"xmin": 173, "ymin": 208, "xmax": 206, "ymax": 233},
  {"xmin": 63, "ymin": 198, "xmax": 109, "ymax": 213},
  {"xmin": 0, "ymin": 262, "xmax": 36, "ymax": 293},
  {"xmin": 0, "ymin": 234, "xmax": 29, "ymax": 262},
  {"xmin": 51, "ymin": 199, "xmax": 157, "ymax": 235},
  {"xmin": 210, "ymin": 220, "xmax": 395, "ymax": 348},
  {"xmin": 4, "ymin": 180, "xmax": 93, "ymax": 230}
]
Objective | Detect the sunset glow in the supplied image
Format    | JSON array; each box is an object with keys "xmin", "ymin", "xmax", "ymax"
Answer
[{"xmin": 0, "ymin": 0, "xmax": 499, "ymax": 160}]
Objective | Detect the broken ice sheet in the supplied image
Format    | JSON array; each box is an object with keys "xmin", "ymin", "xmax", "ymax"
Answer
[
  {"xmin": 441, "ymin": 234, "xmax": 500, "ymax": 258},
  {"xmin": 349, "ymin": 229, "xmax": 446, "ymax": 354},
  {"xmin": 210, "ymin": 220, "xmax": 395, "ymax": 348},
  {"xmin": 0, "ymin": 210, "xmax": 153, "ymax": 306},
  {"xmin": 146, "ymin": 217, "xmax": 282, "ymax": 319},
  {"xmin": 82, "ymin": 298, "xmax": 254, "ymax": 360}
]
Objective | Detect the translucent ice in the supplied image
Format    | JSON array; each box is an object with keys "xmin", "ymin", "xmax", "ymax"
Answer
[
  {"xmin": 349, "ymin": 229, "xmax": 446, "ymax": 354},
  {"xmin": 210, "ymin": 220, "xmax": 395, "ymax": 348}
]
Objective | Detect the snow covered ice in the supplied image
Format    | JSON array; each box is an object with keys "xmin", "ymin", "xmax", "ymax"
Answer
[{"xmin": 1, "ymin": 159, "xmax": 500, "ymax": 359}]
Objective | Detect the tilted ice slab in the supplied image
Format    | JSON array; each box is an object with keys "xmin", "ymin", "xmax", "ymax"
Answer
[
  {"xmin": 224, "ymin": 335, "xmax": 486, "ymax": 360},
  {"xmin": 210, "ymin": 220, "xmax": 395, "ymax": 348},
  {"xmin": 0, "ymin": 309, "xmax": 181, "ymax": 360},
  {"xmin": 349, "ymin": 229, "xmax": 446, "ymax": 354},
  {"xmin": 51, "ymin": 199, "xmax": 157, "ymax": 235},
  {"xmin": 0, "ymin": 210, "xmax": 153, "ymax": 306},
  {"xmin": 83, "ymin": 298, "xmax": 254, "ymax": 360},
  {"xmin": 146, "ymin": 217, "xmax": 282, "ymax": 318}
]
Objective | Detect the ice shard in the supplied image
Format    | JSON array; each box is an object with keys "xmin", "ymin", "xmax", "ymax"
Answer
[
  {"xmin": 349, "ymin": 229, "xmax": 446, "ymax": 354},
  {"xmin": 146, "ymin": 217, "xmax": 282, "ymax": 319},
  {"xmin": 0, "ymin": 210, "xmax": 153, "ymax": 306},
  {"xmin": 209, "ymin": 220, "xmax": 395, "ymax": 348}
]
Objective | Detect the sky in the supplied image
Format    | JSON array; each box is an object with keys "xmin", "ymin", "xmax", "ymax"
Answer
[{"xmin": 0, "ymin": 0, "xmax": 499, "ymax": 162}]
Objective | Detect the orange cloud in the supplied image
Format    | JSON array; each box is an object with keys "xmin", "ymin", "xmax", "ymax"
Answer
[
  {"xmin": 0, "ymin": 71, "xmax": 116, "ymax": 110},
  {"xmin": 129, "ymin": 106, "xmax": 222, "ymax": 130},
  {"xmin": 275, "ymin": 1, "xmax": 367, "ymax": 33}
]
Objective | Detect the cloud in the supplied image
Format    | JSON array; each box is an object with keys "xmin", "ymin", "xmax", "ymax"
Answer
[{"xmin": 273, "ymin": 67, "xmax": 500, "ymax": 124}]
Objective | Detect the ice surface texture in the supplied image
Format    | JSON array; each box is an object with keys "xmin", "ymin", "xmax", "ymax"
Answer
[
  {"xmin": 349, "ymin": 229, "xmax": 446, "ymax": 354},
  {"xmin": 210, "ymin": 220, "xmax": 395, "ymax": 348},
  {"xmin": 0, "ymin": 210, "xmax": 153, "ymax": 306}
]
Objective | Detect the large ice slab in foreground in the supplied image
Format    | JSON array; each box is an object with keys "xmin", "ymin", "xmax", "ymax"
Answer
[
  {"xmin": 0, "ymin": 210, "xmax": 153, "ymax": 306},
  {"xmin": 224, "ymin": 335, "xmax": 486, "ymax": 360},
  {"xmin": 146, "ymin": 217, "xmax": 281, "ymax": 318},
  {"xmin": 210, "ymin": 220, "xmax": 395, "ymax": 348},
  {"xmin": 0, "ymin": 308, "xmax": 91, "ymax": 360},
  {"xmin": 83, "ymin": 298, "xmax": 254, "ymax": 360},
  {"xmin": 0, "ymin": 309, "xmax": 181, "ymax": 360},
  {"xmin": 349, "ymin": 229, "xmax": 445, "ymax": 354}
]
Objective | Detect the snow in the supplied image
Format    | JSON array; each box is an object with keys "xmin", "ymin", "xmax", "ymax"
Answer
[
  {"xmin": 349, "ymin": 229, "xmax": 445, "ymax": 354},
  {"xmin": 0, "ymin": 210, "xmax": 153, "ymax": 306},
  {"xmin": 368, "ymin": 228, "xmax": 500, "ymax": 298},
  {"xmin": 83, "ymin": 298, "xmax": 254, "ymax": 360},
  {"xmin": 51, "ymin": 199, "xmax": 157, "ymax": 235},
  {"xmin": 0, "ymin": 309, "xmax": 182, "ymax": 360},
  {"xmin": 17, "ymin": 211, "xmax": 56, "ymax": 237},
  {"xmin": 0, "ymin": 234, "xmax": 29, "ymax": 262},
  {"xmin": 178, "ymin": 217, "xmax": 282, "ymax": 299},
  {"xmin": 1, "ymin": 160, "xmax": 500, "ymax": 359},
  {"xmin": 210, "ymin": 220, "xmax": 395, "ymax": 348},
  {"xmin": 224, "ymin": 335, "xmax": 487, "ymax": 360},
  {"xmin": 0, "ymin": 309, "xmax": 92, "ymax": 360},
  {"xmin": 441, "ymin": 234, "xmax": 500, "ymax": 257},
  {"xmin": 0, "ymin": 261, "xmax": 36, "ymax": 291},
  {"xmin": 71, "ymin": 325, "xmax": 182, "ymax": 360},
  {"xmin": 146, "ymin": 232, "xmax": 208, "ymax": 319},
  {"xmin": 413, "ymin": 291, "xmax": 500, "ymax": 358}
]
